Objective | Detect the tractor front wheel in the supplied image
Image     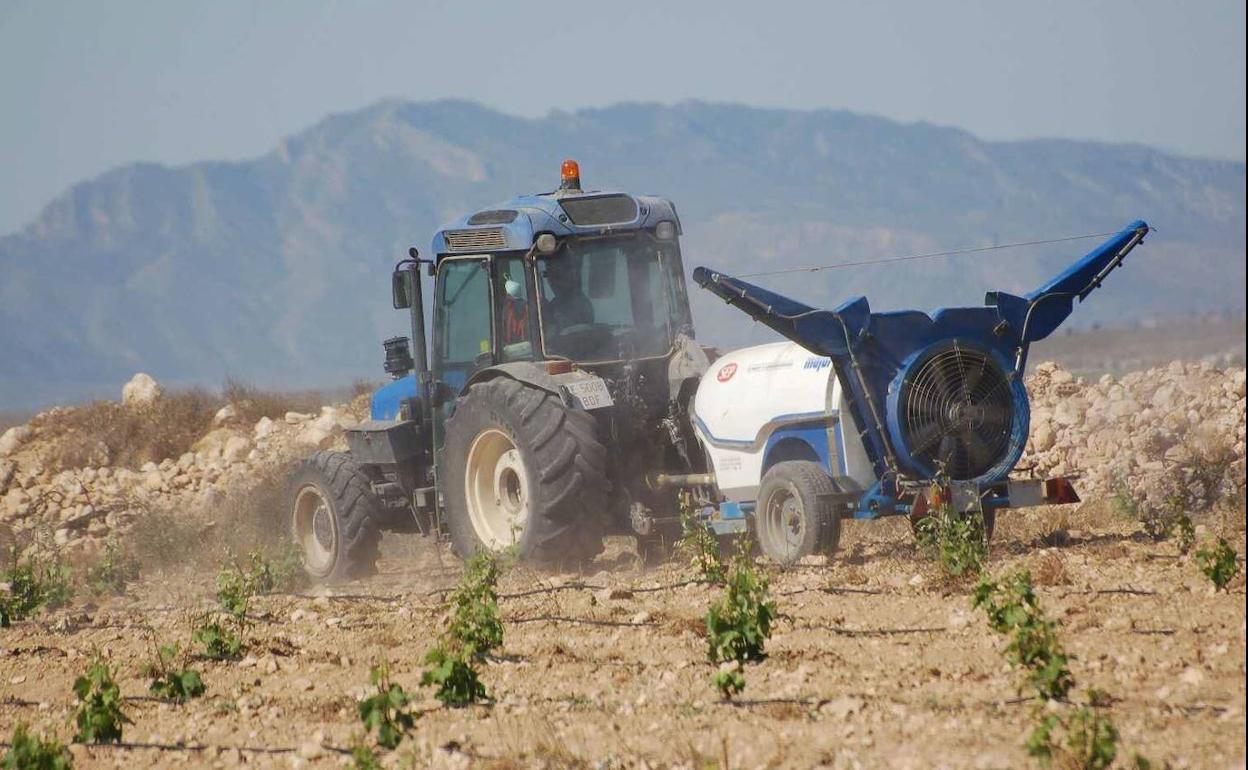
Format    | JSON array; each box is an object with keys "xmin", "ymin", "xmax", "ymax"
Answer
[
  {"xmin": 754, "ymin": 461, "xmax": 843, "ymax": 566},
  {"xmin": 443, "ymin": 378, "xmax": 608, "ymax": 566},
  {"xmin": 288, "ymin": 451, "xmax": 382, "ymax": 582}
]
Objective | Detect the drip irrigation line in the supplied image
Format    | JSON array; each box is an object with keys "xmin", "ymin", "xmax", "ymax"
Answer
[{"xmin": 737, "ymin": 230, "xmax": 1125, "ymax": 278}]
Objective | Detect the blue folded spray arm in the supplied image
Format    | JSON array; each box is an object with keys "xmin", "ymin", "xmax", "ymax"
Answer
[
  {"xmin": 692, "ymin": 220, "xmax": 1149, "ymax": 511},
  {"xmin": 692, "ymin": 220, "xmax": 1149, "ymax": 373}
]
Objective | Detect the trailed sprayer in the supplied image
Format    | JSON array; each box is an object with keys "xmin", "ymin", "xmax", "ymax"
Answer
[{"xmin": 683, "ymin": 221, "xmax": 1150, "ymax": 564}]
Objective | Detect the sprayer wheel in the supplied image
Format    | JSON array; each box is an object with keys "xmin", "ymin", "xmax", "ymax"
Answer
[
  {"xmin": 755, "ymin": 461, "xmax": 842, "ymax": 567},
  {"xmin": 442, "ymin": 378, "xmax": 608, "ymax": 566},
  {"xmin": 288, "ymin": 451, "xmax": 382, "ymax": 582}
]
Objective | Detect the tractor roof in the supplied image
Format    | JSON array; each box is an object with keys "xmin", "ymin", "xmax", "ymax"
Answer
[{"xmin": 431, "ymin": 188, "xmax": 682, "ymax": 259}]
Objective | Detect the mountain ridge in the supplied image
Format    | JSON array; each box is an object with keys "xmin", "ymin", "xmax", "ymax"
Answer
[{"xmin": 2, "ymin": 99, "xmax": 1244, "ymax": 409}]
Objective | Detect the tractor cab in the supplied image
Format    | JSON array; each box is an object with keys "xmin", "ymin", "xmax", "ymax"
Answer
[{"xmin": 424, "ymin": 160, "xmax": 693, "ymax": 394}]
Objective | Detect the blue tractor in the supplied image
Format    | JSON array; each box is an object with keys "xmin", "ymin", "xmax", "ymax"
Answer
[{"xmin": 287, "ymin": 162, "xmax": 711, "ymax": 579}]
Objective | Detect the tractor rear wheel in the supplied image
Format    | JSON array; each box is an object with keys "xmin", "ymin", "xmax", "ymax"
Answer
[
  {"xmin": 754, "ymin": 461, "xmax": 843, "ymax": 566},
  {"xmin": 288, "ymin": 451, "xmax": 382, "ymax": 582},
  {"xmin": 443, "ymin": 378, "xmax": 608, "ymax": 565}
]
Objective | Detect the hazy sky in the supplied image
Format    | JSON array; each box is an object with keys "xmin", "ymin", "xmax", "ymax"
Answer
[{"xmin": 1, "ymin": 0, "xmax": 1244, "ymax": 235}]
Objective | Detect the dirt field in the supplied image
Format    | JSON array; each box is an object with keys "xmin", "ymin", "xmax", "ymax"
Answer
[{"xmin": 2, "ymin": 502, "xmax": 1244, "ymax": 769}]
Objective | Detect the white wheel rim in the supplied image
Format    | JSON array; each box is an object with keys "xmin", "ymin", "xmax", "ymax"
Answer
[
  {"xmin": 762, "ymin": 485, "xmax": 804, "ymax": 562},
  {"xmin": 464, "ymin": 428, "xmax": 530, "ymax": 550},
  {"xmin": 292, "ymin": 484, "xmax": 337, "ymax": 577}
]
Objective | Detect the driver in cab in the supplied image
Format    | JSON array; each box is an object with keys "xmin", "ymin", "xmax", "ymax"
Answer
[{"xmin": 542, "ymin": 263, "xmax": 593, "ymax": 333}]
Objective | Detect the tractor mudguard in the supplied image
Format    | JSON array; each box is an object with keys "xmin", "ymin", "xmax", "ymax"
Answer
[
  {"xmin": 345, "ymin": 419, "xmax": 424, "ymax": 467},
  {"xmin": 370, "ymin": 373, "xmax": 420, "ymax": 421},
  {"xmin": 462, "ymin": 362, "xmax": 615, "ymax": 412}
]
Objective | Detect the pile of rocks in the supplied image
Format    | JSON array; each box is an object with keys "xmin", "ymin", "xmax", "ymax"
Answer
[
  {"xmin": 3, "ymin": 362, "xmax": 1245, "ymax": 561},
  {"xmin": 1022, "ymin": 361, "xmax": 1246, "ymax": 513},
  {"xmin": 0, "ymin": 374, "xmax": 364, "ymax": 559}
]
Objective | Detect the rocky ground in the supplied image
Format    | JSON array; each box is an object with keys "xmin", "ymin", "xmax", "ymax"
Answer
[
  {"xmin": 1, "ymin": 514, "xmax": 1244, "ymax": 769},
  {"xmin": 1, "ymin": 364, "xmax": 1245, "ymax": 768},
  {"xmin": 1022, "ymin": 361, "xmax": 1245, "ymax": 515},
  {"xmin": 0, "ymin": 374, "xmax": 367, "ymax": 563}
]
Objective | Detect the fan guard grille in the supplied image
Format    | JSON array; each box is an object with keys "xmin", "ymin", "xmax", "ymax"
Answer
[{"xmin": 899, "ymin": 343, "xmax": 1015, "ymax": 480}]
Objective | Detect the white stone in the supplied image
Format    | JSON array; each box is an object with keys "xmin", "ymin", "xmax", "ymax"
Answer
[
  {"xmin": 254, "ymin": 416, "xmax": 276, "ymax": 439},
  {"xmin": 1032, "ymin": 423, "xmax": 1056, "ymax": 452},
  {"xmin": 121, "ymin": 373, "xmax": 163, "ymax": 405},
  {"xmin": 222, "ymin": 436, "xmax": 251, "ymax": 463},
  {"xmin": 1052, "ymin": 399, "xmax": 1083, "ymax": 427},
  {"xmin": 213, "ymin": 403, "xmax": 239, "ymax": 425},
  {"xmin": 0, "ymin": 425, "xmax": 32, "ymax": 457},
  {"xmin": 297, "ymin": 424, "xmax": 332, "ymax": 447},
  {"xmin": 1050, "ymin": 368, "xmax": 1074, "ymax": 386}
]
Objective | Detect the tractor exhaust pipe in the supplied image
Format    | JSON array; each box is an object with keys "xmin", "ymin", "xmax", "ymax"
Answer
[{"xmin": 404, "ymin": 248, "xmax": 430, "ymax": 384}]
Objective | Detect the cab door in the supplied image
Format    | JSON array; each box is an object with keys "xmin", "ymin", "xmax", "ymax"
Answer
[{"xmin": 432, "ymin": 256, "xmax": 493, "ymax": 416}]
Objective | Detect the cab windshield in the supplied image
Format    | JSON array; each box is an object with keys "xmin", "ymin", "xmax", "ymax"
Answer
[{"xmin": 537, "ymin": 236, "xmax": 672, "ymax": 362}]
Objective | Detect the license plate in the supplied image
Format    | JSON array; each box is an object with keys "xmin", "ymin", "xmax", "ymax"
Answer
[{"xmin": 563, "ymin": 377, "xmax": 614, "ymax": 410}]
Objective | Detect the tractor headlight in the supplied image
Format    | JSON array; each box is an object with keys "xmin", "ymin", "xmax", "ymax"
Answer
[
  {"xmin": 536, "ymin": 233, "xmax": 558, "ymax": 254},
  {"xmin": 655, "ymin": 221, "xmax": 676, "ymax": 241}
]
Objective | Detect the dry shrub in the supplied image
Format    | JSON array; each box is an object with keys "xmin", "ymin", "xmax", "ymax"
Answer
[
  {"xmin": 24, "ymin": 380, "xmax": 349, "ymax": 473},
  {"xmin": 132, "ymin": 463, "xmax": 292, "ymax": 570},
  {"xmin": 1207, "ymin": 496, "xmax": 1247, "ymax": 537},
  {"xmin": 220, "ymin": 379, "xmax": 326, "ymax": 425},
  {"xmin": 483, "ymin": 716, "xmax": 589, "ymax": 770},
  {"xmin": 1064, "ymin": 500, "xmax": 1118, "ymax": 531},
  {"xmin": 1036, "ymin": 506, "xmax": 1074, "ymax": 546},
  {"xmin": 350, "ymin": 378, "xmax": 379, "ymax": 399},
  {"xmin": 31, "ymin": 390, "xmax": 218, "ymax": 471},
  {"xmin": 0, "ymin": 411, "xmax": 33, "ymax": 434},
  {"xmin": 130, "ymin": 504, "xmax": 213, "ymax": 570},
  {"xmin": 1032, "ymin": 551, "xmax": 1071, "ymax": 586},
  {"xmin": 201, "ymin": 463, "xmax": 292, "ymax": 553}
]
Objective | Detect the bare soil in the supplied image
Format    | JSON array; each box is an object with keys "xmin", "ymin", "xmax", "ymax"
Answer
[{"xmin": 2, "ymin": 504, "xmax": 1245, "ymax": 770}]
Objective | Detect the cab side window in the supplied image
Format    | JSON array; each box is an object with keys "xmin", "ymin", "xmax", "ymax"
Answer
[
  {"xmin": 495, "ymin": 256, "xmax": 534, "ymax": 362},
  {"xmin": 436, "ymin": 258, "xmax": 492, "ymax": 386}
]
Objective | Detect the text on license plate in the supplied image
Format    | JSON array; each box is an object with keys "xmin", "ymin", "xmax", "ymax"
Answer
[{"xmin": 563, "ymin": 378, "xmax": 614, "ymax": 410}]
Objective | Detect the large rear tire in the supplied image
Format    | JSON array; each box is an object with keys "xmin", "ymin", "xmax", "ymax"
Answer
[
  {"xmin": 288, "ymin": 451, "xmax": 382, "ymax": 582},
  {"xmin": 754, "ymin": 461, "xmax": 843, "ymax": 566},
  {"xmin": 443, "ymin": 378, "xmax": 608, "ymax": 565}
]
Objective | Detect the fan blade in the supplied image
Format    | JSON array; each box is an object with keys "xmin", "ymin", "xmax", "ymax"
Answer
[
  {"xmin": 974, "ymin": 374, "xmax": 1011, "ymax": 404},
  {"xmin": 930, "ymin": 357, "xmax": 960, "ymax": 401},
  {"xmin": 963, "ymin": 425, "xmax": 993, "ymax": 471},
  {"xmin": 908, "ymin": 421, "xmax": 946, "ymax": 456},
  {"xmin": 937, "ymin": 434, "xmax": 959, "ymax": 469},
  {"xmin": 962, "ymin": 354, "xmax": 988, "ymax": 398},
  {"xmin": 977, "ymin": 403, "xmax": 1013, "ymax": 426}
]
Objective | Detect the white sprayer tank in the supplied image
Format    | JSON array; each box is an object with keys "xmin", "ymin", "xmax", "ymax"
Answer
[{"xmin": 692, "ymin": 341, "xmax": 875, "ymax": 502}]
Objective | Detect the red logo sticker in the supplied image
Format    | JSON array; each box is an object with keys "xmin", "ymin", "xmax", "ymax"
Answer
[{"xmin": 716, "ymin": 363, "xmax": 738, "ymax": 382}]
